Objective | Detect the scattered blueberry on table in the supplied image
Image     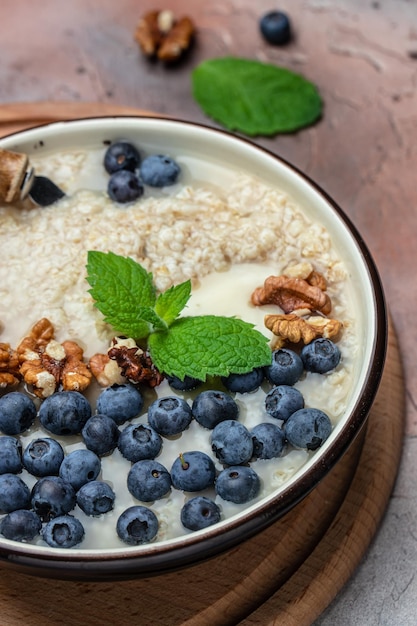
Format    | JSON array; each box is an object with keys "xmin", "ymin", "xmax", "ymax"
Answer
[{"xmin": 259, "ymin": 11, "xmax": 292, "ymax": 45}]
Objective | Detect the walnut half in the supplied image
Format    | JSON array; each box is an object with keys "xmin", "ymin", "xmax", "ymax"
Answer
[
  {"xmin": 251, "ymin": 272, "xmax": 332, "ymax": 315},
  {"xmin": 135, "ymin": 10, "xmax": 195, "ymax": 62},
  {"xmin": 265, "ymin": 313, "xmax": 343, "ymax": 349}
]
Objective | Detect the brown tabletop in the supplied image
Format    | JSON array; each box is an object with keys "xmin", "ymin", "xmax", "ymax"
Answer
[{"xmin": 0, "ymin": 1, "xmax": 416, "ymax": 624}]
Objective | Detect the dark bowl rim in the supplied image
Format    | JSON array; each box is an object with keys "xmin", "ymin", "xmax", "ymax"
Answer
[{"xmin": 0, "ymin": 115, "xmax": 387, "ymax": 580}]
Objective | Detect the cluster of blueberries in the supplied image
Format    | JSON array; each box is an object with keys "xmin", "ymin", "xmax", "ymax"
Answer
[
  {"xmin": 104, "ymin": 141, "xmax": 181, "ymax": 204},
  {"xmin": 0, "ymin": 337, "xmax": 340, "ymax": 548}
]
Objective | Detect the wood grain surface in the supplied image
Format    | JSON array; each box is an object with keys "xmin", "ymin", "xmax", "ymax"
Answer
[{"xmin": 0, "ymin": 103, "xmax": 404, "ymax": 626}]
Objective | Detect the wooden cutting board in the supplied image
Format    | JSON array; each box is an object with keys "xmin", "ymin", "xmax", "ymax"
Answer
[{"xmin": 0, "ymin": 102, "xmax": 405, "ymax": 626}]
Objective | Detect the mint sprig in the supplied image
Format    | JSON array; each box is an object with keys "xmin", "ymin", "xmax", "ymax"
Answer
[
  {"xmin": 86, "ymin": 251, "xmax": 271, "ymax": 380},
  {"xmin": 192, "ymin": 57, "xmax": 322, "ymax": 136}
]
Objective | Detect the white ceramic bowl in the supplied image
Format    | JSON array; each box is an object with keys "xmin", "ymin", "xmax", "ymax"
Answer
[{"xmin": 0, "ymin": 117, "xmax": 386, "ymax": 579}]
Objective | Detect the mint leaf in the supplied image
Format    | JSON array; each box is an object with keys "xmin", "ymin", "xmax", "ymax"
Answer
[
  {"xmin": 154, "ymin": 280, "xmax": 191, "ymax": 326},
  {"xmin": 86, "ymin": 251, "xmax": 157, "ymax": 339},
  {"xmin": 192, "ymin": 57, "xmax": 322, "ymax": 136},
  {"xmin": 148, "ymin": 315, "xmax": 272, "ymax": 380}
]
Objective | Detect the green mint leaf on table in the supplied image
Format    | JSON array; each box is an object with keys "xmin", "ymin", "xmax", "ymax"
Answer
[
  {"xmin": 86, "ymin": 251, "xmax": 272, "ymax": 380},
  {"xmin": 148, "ymin": 316, "xmax": 272, "ymax": 381},
  {"xmin": 192, "ymin": 57, "xmax": 322, "ymax": 136},
  {"xmin": 154, "ymin": 280, "xmax": 192, "ymax": 326}
]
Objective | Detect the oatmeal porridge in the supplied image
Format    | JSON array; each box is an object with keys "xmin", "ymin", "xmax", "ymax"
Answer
[{"xmin": 0, "ymin": 141, "xmax": 361, "ymax": 549}]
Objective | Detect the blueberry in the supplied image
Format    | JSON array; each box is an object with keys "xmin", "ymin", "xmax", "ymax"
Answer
[
  {"xmin": 42, "ymin": 514, "xmax": 85, "ymax": 548},
  {"xmin": 265, "ymin": 348, "xmax": 304, "ymax": 386},
  {"xmin": 31, "ymin": 476, "xmax": 76, "ymax": 521},
  {"xmin": 211, "ymin": 420, "xmax": 253, "ymax": 465},
  {"xmin": 259, "ymin": 11, "xmax": 292, "ymax": 45},
  {"xmin": 147, "ymin": 396, "xmax": 192, "ymax": 436},
  {"xmin": 285, "ymin": 408, "xmax": 332, "ymax": 451},
  {"xmin": 0, "ymin": 474, "xmax": 31, "ymax": 513},
  {"xmin": 23, "ymin": 437, "xmax": 64, "ymax": 477},
  {"xmin": 301, "ymin": 339, "xmax": 341, "ymax": 374},
  {"xmin": 107, "ymin": 170, "xmax": 144, "ymax": 204},
  {"xmin": 0, "ymin": 509, "xmax": 42, "ymax": 542},
  {"xmin": 76, "ymin": 480, "xmax": 115, "ymax": 516},
  {"xmin": 140, "ymin": 154, "xmax": 181, "ymax": 187},
  {"xmin": 215, "ymin": 466, "xmax": 261, "ymax": 504},
  {"xmin": 59, "ymin": 449, "xmax": 101, "ymax": 491},
  {"xmin": 221, "ymin": 368, "xmax": 264, "ymax": 394},
  {"xmin": 81, "ymin": 414, "xmax": 120, "ymax": 456},
  {"xmin": 127, "ymin": 459, "xmax": 171, "ymax": 502},
  {"xmin": 170, "ymin": 451, "xmax": 216, "ymax": 492},
  {"xmin": 265, "ymin": 385, "xmax": 304, "ymax": 421},
  {"xmin": 0, "ymin": 436, "xmax": 23, "ymax": 474},
  {"xmin": 118, "ymin": 423, "xmax": 162, "ymax": 463},
  {"xmin": 166, "ymin": 374, "xmax": 202, "ymax": 391},
  {"xmin": 0, "ymin": 391, "xmax": 37, "ymax": 435},
  {"xmin": 192, "ymin": 390, "xmax": 239, "ymax": 429},
  {"xmin": 38, "ymin": 391, "xmax": 91, "ymax": 436},
  {"xmin": 116, "ymin": 505, "xmax": 158, "ymax": 545},
  {"xmin": 104, "ymin": 141, "xmax": 141, "ymax": 174},
  {"xmin": 251, "ymin": 423, "xmax": 286, "ymax": 459},
  {"xmin": 96, "ymin": 384, "xmax": 144, "ymax": 426},
  {"xmin": 180, "ymin": 496, "xmax": 221, "ymax": 531}
]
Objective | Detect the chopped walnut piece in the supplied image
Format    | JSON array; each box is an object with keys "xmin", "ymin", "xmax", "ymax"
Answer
[
  {"xmin": 283, "ymin": 263, "xmax": 328, "ymax": 292},
  {"xmin": 90, "ymin": 337, "xmax": 164, "ymax": 388},
  {"xmin": 265, "ymin": 313, "xmax": 343, "ymax": 348},
  {"xmin": 108, "ymin": 343, "xmax": 164, "ymax": 388},
  {"xmin": 0, "ymin": 342, "xmax": 21, "ymax": 388},
  {"xmin": 17, "ymin": 319, "xmax": 92, "ymax": 398},
  {"xmin": 89, "ymin": 353, "xmax": 125, "ymax": 387},
  {"xmin": 135, "ymin": 10, "xmax": 195, "ymax": 62},
  {"xmin": 17, "ymin": 317, "xmax": 55, "ymax": 361},
  {"xmin": 251, "ymin": 274, "xmax": 332, "ymax": 315},
  {"xmin": 60, "ymin": 341, "xmax": 92, "ymax": 392}
]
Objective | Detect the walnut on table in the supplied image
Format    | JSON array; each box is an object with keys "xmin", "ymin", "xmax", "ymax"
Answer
[
  {"xmin": 135, "ymin": 10, "xmax": 195, "ymax": 62},
  {"xmin": 17, "ymin": 318, "xmax": 92, "ymax": 398}
]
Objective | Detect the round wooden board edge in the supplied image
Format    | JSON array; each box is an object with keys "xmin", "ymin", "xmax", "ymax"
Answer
[
  {"xmin": 0, "ymin": 102, "xmax": 405, "ymax": 626},
  {"xmin": 238, "ymin": 318, "xmax": 404, "ymax": 625}
]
